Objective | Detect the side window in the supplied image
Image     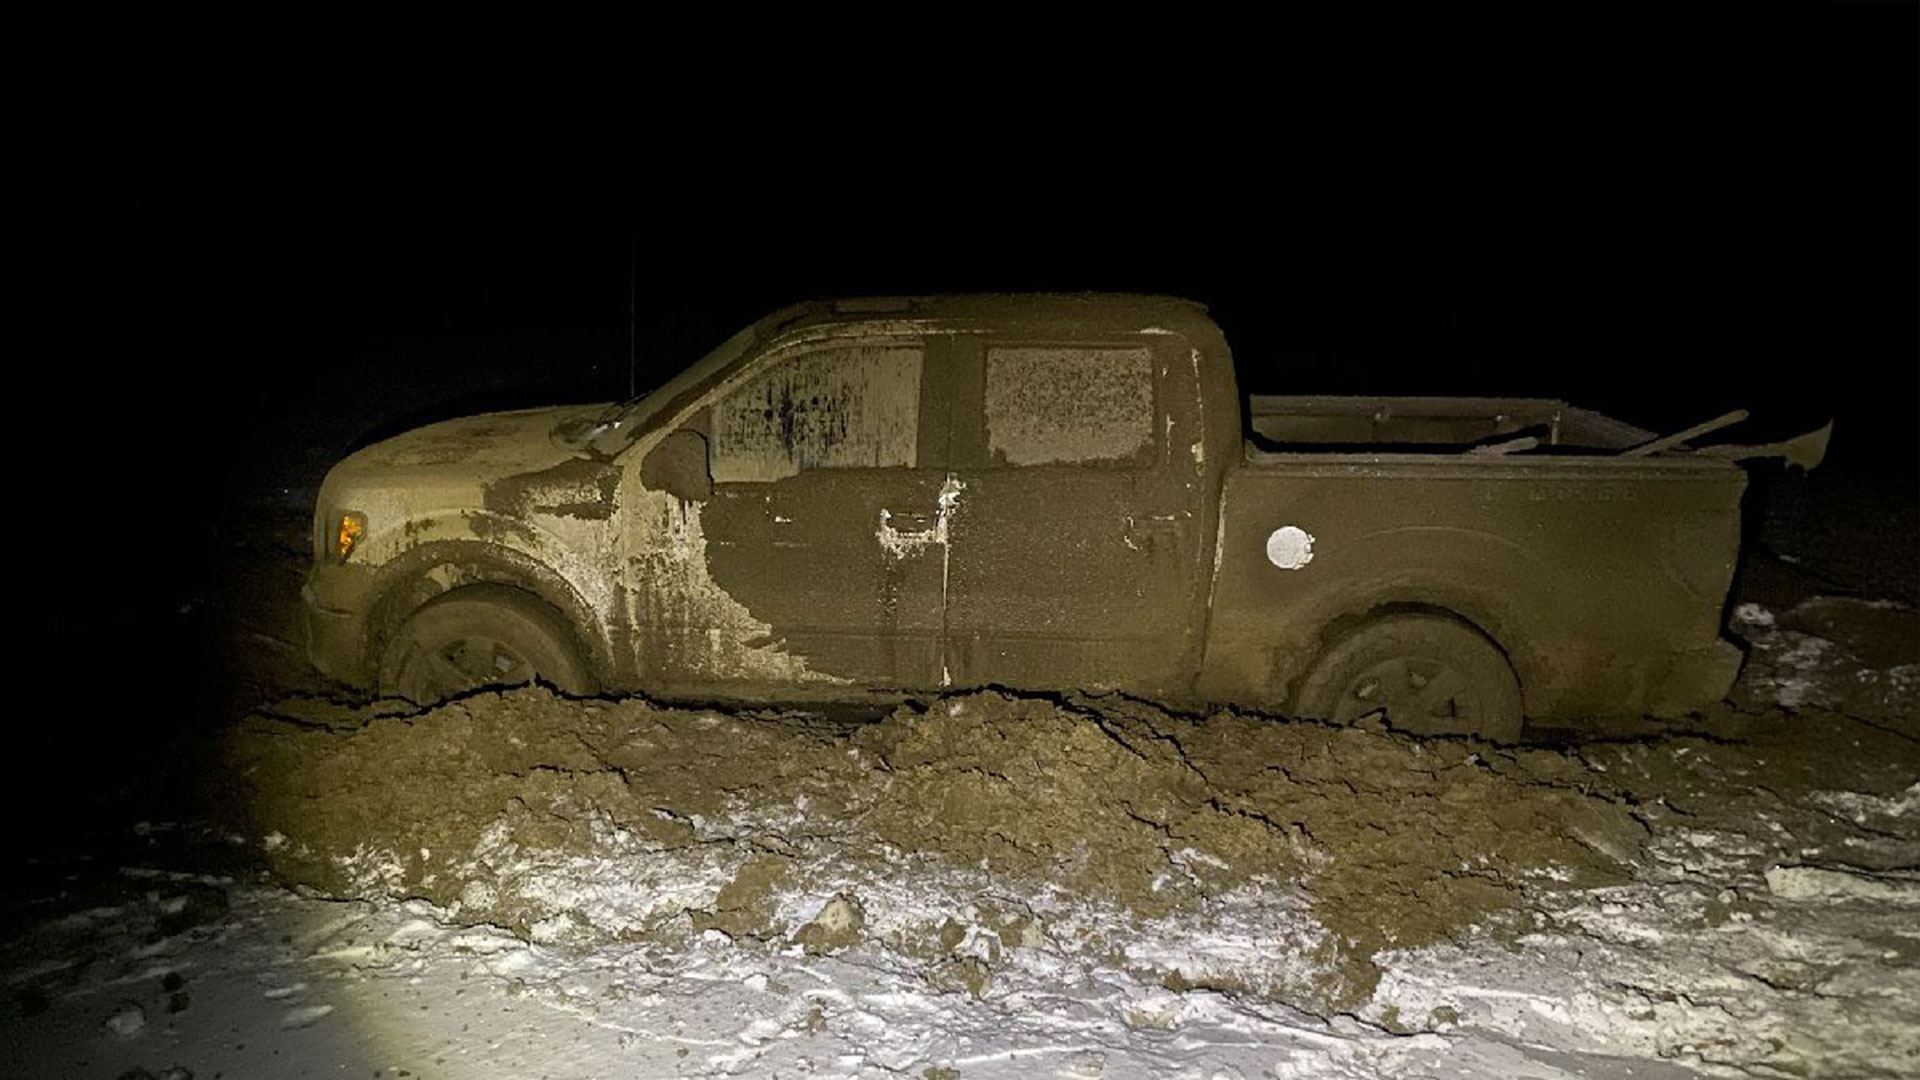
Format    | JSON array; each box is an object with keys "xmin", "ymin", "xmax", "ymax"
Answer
[
  {"xmin": 984, "ymin": 345, "xmax": 1155, "ymax": 466},
  {"xmin": 711, "ymin": 344, "xmax": 923, "ymax": 483}
]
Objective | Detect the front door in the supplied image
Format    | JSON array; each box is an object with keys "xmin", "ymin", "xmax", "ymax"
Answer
[{"xmin": 683, "ymin": 335, "xmax": 953, "ymax": 691}]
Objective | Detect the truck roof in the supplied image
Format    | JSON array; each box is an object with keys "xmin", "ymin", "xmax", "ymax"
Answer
[{"xmin": 763, "ymin": 293, "xmax": 1214, "ymax": 338}]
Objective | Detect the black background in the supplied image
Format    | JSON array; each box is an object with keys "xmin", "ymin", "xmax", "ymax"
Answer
[{"xmin": 12, "ymin": 7, "xmax": 1917, "ymax": 713}]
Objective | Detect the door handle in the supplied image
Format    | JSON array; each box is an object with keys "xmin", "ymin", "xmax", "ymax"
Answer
[
  {"xmin": 878, "ymin": 507, "xmax": 948, "ymax": 557},
  {"xmin": 1124, "ymin": 515, "xmax": 1181, "ymax": 553}
]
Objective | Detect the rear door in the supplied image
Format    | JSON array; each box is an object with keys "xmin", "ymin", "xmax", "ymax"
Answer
[{"xmin": 941, "ymin": 332, "xmax": 1210, "ymax": 694}]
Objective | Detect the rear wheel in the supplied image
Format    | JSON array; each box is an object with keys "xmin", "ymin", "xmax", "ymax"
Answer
[
  {"xmin": 380, "ymin": 586, "xmax": 596, "ymax": 705},
  {"xmin": 1293, "ymin": 614, "xmax": 1524, "ymax": 742}
]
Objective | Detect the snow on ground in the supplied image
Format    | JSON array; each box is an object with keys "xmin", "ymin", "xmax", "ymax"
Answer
[
  {"xmin": 1372, "ymin": 803, "xmax": 1920, "ymax": 1076},
  {"xmin": 4, "ymin": 596, "xmax": 1917, "ymax": 1079},
  {"xmin": 6, "ymin": 877, "xmax": 1455, "ymax": 1080}
]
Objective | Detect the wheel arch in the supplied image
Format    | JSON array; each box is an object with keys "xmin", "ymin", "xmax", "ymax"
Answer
[
  {"xmin": 359, "ymin": 540, "xmax": 615, "ymax": 690},
  {"xmin": 1271, "ymin": 583, "xmax": 1544, "ymax": 715},
  {"xmin": 1287, "ymin": 601, "xmax": 1512, "ymax": 708},
  {"xmin": 1289, "ymin": 607, "xmax": 1526, "ymax": 740}
]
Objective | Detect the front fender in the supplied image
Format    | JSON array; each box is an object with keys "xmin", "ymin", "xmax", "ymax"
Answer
[{"xmin": 314, "ymin": 538, "xmax": 615, "ymax": 690}]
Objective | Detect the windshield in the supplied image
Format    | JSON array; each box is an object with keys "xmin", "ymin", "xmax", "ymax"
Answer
[
  {"xmin": 616, "ymin": 321, "xmax": 762, "ymax": 433},
  {"xmin": 566, "ymin": 319, "xmax": 769, "ymax": 455}
]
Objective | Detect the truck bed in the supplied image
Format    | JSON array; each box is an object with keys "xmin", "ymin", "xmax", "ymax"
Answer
[{"xmin": 1247, "ymin": 395, "xmax": 1655, "ymax": 452}]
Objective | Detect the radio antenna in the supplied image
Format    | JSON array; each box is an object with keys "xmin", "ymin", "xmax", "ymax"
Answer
[{"xmin": 626, "ymin": 232, "xmax": 637, "ymax": 399}]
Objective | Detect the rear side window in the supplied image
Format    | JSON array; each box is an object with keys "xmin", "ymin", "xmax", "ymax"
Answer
[
  {"xmin": 711, "ymin": 344, "xmax": 923, "ymax": 482},
  {"xmin": 984, "ymin": 345, "xmax": 1155, "ymax": 466}
]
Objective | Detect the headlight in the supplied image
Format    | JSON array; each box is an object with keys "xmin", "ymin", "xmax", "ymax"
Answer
[{"xmin": 333, "ymin": 511, "xmax": 367, "ymax": 563}]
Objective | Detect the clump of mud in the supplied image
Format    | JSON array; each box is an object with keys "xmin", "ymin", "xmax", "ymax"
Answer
[{"xmin": 227, "ymin": 690, "xmax": 1656, "ymax": 1011}]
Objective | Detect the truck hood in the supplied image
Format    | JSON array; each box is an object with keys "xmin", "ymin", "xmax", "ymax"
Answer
[
  {"xmin": 335, "ymin": 404, "xmax": 615, "ymax": 480},
  {"xmin": 319, "ymin": 403, "xmax": 624, "ymax": 533},
  {"xmin": 316, "ymin": 403, "xmax": 629, "ymax": 566}
]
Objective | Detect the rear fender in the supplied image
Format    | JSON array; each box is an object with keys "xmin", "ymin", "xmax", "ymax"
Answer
[
  {"xmin": 1205, "ymin": 523, "xmax": 1557, "ymax": 712},
  {"xmin": 1271, "ymin": 580, "xmax": 1540, "ymax": 714}
]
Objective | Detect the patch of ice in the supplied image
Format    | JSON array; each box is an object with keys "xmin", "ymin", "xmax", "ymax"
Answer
[
  {"xmin": 1764, "ymin": 865, "xmax": 1920, "ymax": 904},
  {"xmin": 102, "ymin": 1000, "xmax": 145, "ymax": 1036},
  {"xmin": 333, "ymin": 844, "xmax": 409, "ymax": 894},
  {"xmin": 1811, "ymin": 782, "xmax": 1920, "ymax": 825},
  {"xmin": 279, "ymin": 1002, "xmax": 334, "ymax": 1028}
]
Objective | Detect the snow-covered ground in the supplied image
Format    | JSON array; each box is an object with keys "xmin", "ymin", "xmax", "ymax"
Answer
[{"xmin": 4, "ymin": 597, "xmax": 1916, "ymax": 1079}]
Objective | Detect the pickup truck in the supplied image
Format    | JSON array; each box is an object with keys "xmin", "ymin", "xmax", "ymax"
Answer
[{"xmin": 305, "ymin": 294, "xmax": 1782, "ymax": 741}]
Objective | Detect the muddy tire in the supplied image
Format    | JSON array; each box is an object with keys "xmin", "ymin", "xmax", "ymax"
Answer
[
  {"xmin": 380, "ymin": 586, "xmax": 596, "ymax": 705},
  {"xmin": 1293, "ymin": 614, "xmax": 1524, "ymax": 742}
]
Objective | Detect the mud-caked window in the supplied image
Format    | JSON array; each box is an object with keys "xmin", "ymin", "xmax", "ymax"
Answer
[
  {"xmin": 711, "ymin": 345, "xmax": 923, "ymax": 482},
  {"xmin": 983, "ymin": 346, "xmax": 1155, "ymax": 466}
]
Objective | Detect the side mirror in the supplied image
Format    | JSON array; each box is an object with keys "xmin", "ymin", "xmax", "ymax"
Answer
[{"xmin": 640, "ymin": 430, "xmax": 713, "ymax": 502}]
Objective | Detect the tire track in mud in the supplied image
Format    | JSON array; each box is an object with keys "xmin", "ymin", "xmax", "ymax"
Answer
[
  {"xmin": 14, "ymin": 594, "xmax": 1912, "ymax": 1076},
  {"xmin": 220, "ymin": 591, "xmax": 1919, "ymax": 1073},
  {"xmin": 226, "ymin": 689, "xmax": 1654, "ymax": 1012}
]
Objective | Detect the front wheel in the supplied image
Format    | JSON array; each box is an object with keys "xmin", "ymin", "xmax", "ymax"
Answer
[
  {"xmin": 1292, "ymin": 614, "xmax": 1524, "ymax": 742},
  {"xmin": 380, "ymin": 586, "xmax": 597, "ymax": 705}
]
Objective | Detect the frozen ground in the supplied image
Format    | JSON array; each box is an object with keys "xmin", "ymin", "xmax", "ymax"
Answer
[{"xmin": 4, "ymin": 590, "xmax": 1916, "ymax": 1079}]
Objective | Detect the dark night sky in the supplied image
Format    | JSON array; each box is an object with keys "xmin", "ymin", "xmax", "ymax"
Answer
[{"xmin": 14, "ymin": 7, "xmax": 1917, "ymax": 537}]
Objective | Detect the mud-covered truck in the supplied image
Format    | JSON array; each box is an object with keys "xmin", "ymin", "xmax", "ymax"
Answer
[{"xmin": 306, "ymin": 294, "xmax": 1806, "ymax": 740}]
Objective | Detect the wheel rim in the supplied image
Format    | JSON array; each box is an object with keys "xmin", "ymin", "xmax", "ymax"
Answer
[
  {"xmin": 1334, "ymin": 656, "xmax": 1481, "ymax": 727},
  {"xmin": 413, "ymin": 634, "xmax": 535, "ymax": 700}
]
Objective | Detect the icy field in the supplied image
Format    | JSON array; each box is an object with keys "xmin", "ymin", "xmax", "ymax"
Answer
[{"xmin": 4, "ymin": 598, "xmax": 1916, "ymax": 1080}]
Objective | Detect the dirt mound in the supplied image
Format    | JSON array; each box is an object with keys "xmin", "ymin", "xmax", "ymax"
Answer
[
  {"xmin": 227, "ymin": 690, "xmax": 1652, "ymax": 1011},
  {"xmin": 858, "ymin": 696, "xmax": 1643, "ymax": 995}
]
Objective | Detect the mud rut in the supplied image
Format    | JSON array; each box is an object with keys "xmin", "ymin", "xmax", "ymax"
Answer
[{"xmin": 225, "ymin": 599, "xmax": 1918, "ymax": 1041}]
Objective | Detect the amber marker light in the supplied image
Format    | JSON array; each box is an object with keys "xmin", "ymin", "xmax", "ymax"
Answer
[{"xmin": 335, "ymin": 512, "xmax": 367, "ymax": 563}]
